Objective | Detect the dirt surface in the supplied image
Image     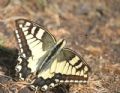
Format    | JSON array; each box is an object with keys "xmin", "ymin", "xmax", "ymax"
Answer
[{"xmin": 0, "ymin": 0, "xmax": 120, "ymax": 93}]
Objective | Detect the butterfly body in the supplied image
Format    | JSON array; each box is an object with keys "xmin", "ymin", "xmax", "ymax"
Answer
[{"xmin": 14, "ymin": 19, "xmax": 90, "ymax": 91}]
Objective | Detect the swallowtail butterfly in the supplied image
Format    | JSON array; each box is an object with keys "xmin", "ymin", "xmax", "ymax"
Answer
[{"xmin": 14, "ymin": 19, "xmax": 90, "ymax": 91}]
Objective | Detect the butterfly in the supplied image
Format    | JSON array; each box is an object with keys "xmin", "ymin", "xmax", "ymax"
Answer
[{"xmin": 14, "ymin": 19, "xmax": 90, "ymax": 91}]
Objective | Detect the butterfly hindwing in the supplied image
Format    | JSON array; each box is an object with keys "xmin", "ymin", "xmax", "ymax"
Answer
[{"xmin": 34, "ymin": 48, "xmax": 90, "ymax": 91}]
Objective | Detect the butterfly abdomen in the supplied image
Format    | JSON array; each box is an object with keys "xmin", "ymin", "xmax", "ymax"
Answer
[{"xmin": 36, "ymin": 39, "xmax": 66, "ymax": 73}]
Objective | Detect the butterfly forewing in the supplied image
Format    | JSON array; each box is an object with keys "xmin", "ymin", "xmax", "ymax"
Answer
[
  {"xmin": 15, "ymin": 19, "xmax": 56, "ymax": 77},
  {"xmin": 50, "ymin": 48, "xmax": 90, "ymax": 83},
  {"xmin": 15, "ymin": 19, "xmax": 56, "ymax": 58}
]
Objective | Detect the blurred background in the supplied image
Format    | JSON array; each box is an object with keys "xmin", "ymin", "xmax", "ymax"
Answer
[{"xmin": 0, "ymin": 0, "xmax": 120, "ymax": 93}]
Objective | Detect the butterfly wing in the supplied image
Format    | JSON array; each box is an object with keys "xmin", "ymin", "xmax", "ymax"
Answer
[
  {"xmin": 34, "ymin": 48, "xmax": 90, "ymax": 91},
  {"xmin": 15, "ymin": 19, "xmax": 56, "ymax": 79},
  {"xmin": 35, "ymin": 48, "xmax": 90, "ymax": 85},
  {"xmin": 50, "ymin": 48, "xmax": 90, "ymax": 83}
]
